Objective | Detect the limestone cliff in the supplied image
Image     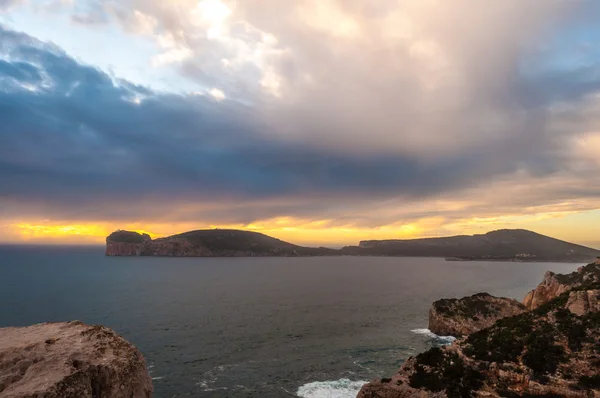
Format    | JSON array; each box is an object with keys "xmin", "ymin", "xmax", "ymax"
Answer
[
  {"xmin": 105, "ymin": 230, "xmax": 151, "ymax": 256},
  {"xmin": 358, "ymin": 264, "xmax": 600, "ymax": 397},
  {"xmin": 523, "ymin": 259, "xmax": 600, "ymax": 310},
  {"xmin": 0, "ymin": 321, "xmax": 152, "ymax": 398},
  {"xmin": 429, "ymin": 293, "xmax": 526, "ymax": 337},
  {"xmin": 105, "ymin": 229, "xmax": 337, "ymax": 257}
]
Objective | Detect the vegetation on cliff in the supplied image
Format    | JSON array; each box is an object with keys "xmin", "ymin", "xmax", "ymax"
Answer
[
  {"xmin": 107, "ymin": 230, "xmax": 151, "ymax": 244},
  {"xmin": 350, "ymin": 229, "xmax": 600, "ymax": 262},
  {"xmin": 358, "ymin": 264, "xmax": 600, "ymax": 398},
  {"xmin": 429, "ymin": 293, "xmax": 526, "ymax": 336}
]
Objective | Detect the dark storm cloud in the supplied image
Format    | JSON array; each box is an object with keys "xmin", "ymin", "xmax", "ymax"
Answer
[{"xmin": 0, "ymin": 25, "xmax": 599, "ymax": 224}]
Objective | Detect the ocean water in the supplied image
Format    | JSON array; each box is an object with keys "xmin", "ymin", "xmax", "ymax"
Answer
[{"xmin": 0, "ymin": 246, "xmax": 582, "ymax": 397}]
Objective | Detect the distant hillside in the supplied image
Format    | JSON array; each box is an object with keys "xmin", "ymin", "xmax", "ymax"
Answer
[
  {"xmin": 106, "ymin": 229, "xmax": 336, "ymax": 257},
  {"xmin": 106, "ymin": 228, "xmax": 600, "ymax": 261},
  {"xmin": 341, "ymin": 229, "xmax": 600, "ymax": 262}
]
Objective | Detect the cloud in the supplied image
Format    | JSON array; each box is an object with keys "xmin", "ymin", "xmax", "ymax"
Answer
[
  {"xmin": 0, "ymin": 0, "xmax": 23, "ymax": 12},
  {"xmin": 71, "ymin": 2, "xmax": 109, "ymax": 26},
  {"xmin": 0, "ymin": 26, "xmax": 535, "ymax": 224},
  {"xmin": 209, "ymin": 87, "xmax": 225, "ymax": 101},
  {"xmin": 2, "ymin": 0, "xmax": 600, "ymax": 239},
  {"xmin": 0, "ymin": 26, "xmax": 515, "ymax": 223},
  {"xmin": 59, "ymin": 0, "xmax": 598, "ymax": 164}
]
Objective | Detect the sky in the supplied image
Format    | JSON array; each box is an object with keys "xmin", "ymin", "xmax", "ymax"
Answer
[{"xmin": 1, "ymin": 0, "xmax": 600, "ymax": 248}]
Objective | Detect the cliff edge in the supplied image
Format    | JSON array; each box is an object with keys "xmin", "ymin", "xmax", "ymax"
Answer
[
  {"xmin": 429, "ymin": 293, "xmax": 526, "ymax": 337},
  {"xmin": 523, "ymin": 258, "xmax": 600, "ymax": 309},
  {"xmin": 358, "ymin": 263, "xmax": 600, "ymax": 397},
  {"xmin": 0, "ymin": 321, "xmax": 152, "ymax": 398}
]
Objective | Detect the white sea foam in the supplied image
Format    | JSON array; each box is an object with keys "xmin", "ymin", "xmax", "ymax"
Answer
[
  {"xmin": 297, "ymin": 378, "xmax": 367, "ymax": 398},
  {"xmin": 411, "ymin": 328, "xmax": 456, "ymax": 345},
  {"xmin": 151, "ymin": 376, "xmax": 164, "ymax": 380}
]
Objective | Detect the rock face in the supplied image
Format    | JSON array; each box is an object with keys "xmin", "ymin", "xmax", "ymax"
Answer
[
  {"xmin": 105, "ymin": 231, "xmax": 151, "ymax": 256},
  {"xmin": 358, "ymin": 264, "xmax": 600, "ymax": 397},
  {"xmin": 105, "ymin": 229, "xmax": 337, "ymax": 257},
  {"xmin": 0, "ymin": 321, "xmax": 152, "ymax": 398},
  {"xmin": 429, "ymin": 293, "xmax": 526, "ymax": 337},
  {"xmin": 523, "ymin": 262, "xmax": 600, "ymax": 310},
  {"xmin": 566, "ymin": 289, "xmax": 600, "ymax": 316}
]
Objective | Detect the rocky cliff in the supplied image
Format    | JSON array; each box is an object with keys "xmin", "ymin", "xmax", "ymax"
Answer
[
  {"xmin": 523, "ymin": 260, "xmax": 600, "ymax": 309},
  {"xmin": 105, "ymin": 230, "xmax": 151, "ymax": 256},
  {"xmin": 0, "ymin": 321, "xmax": 152, "ymax": 398},
  {"xmin": 429, "ymin": 293, "xmax": 526, "ymax": 337},
  {"xmin": 106, "ymin": 229, "xmax": 337, "ymax": 257},
  {"xmin": 358, "ymin": 263, "xmax": 600, "ymax": 397}
]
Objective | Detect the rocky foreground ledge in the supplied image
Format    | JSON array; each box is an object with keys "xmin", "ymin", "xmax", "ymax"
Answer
[
  {"xmin": 358, "ymin": 260, "xmax": 600, "ymax": 397},
  {"xmin": 0, "ymin": 321, "xmax": 152, "ymax": 398}
]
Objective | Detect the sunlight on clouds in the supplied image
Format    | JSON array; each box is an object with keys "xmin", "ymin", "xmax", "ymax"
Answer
[
  {"xmin": 5, "ymin": 206, "xmax": 600, "ymax": 247},
  {"xmin": 192, "ymin": 0, "xmax": 232, "ymax": 39},
  {"xmin": 6, "ymin": 217, "xmax": 440, "ymax": 246},
  {"xmin": 260, "ymin": 66, "xmax": 282, "ymax": 97},
  {"xmin": 152, "ymin": 31, "xmax": 193, "ymax": 66},
  {"xmin": 16, "ymin": 223, "xmax": 106, "ymax": 237},
  {"xmin": 10, "ymin": 223, "xmax": 158, "ymax": 244},
  {"xmin": 2, "ymin": 1, "xmax": 600, "ymax": 248},
  {"xmin": 130, "ymin": 10, "xmax": 157, "ymax": 35},
  {"xmin": 152, "ymin": 46, "xmax": 193, "ymax": 66},
  {"xmin": 201, "ymin": 216, "xmax": 443, "ymax": 246},
  {"xmin": 296, "ymin": 0, "xmax": 360, "ymax": 38},
  {"xmin": 13, "ymin": 223, "xmax": 108, "ymax": 243},
  {"xmin": 572, "ymin": 132, "xmax": 600, "ymax": 167},
  {"xmin": 209, "ymin": 88, "xmax": 226, "ymax": 100}
]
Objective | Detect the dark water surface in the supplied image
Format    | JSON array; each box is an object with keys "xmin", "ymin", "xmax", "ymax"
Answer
[{"xmin": 0, "ymin": 246, "xmax": 581, "ymax": 397}]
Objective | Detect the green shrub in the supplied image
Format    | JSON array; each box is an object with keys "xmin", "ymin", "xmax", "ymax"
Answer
[
  {"xmin": 523, "ymin": 323, "xmax": 567, "ymax": 379},
  {"xmin": 409, "ymin": 351, "xmax": 483, "ymax": 397},
  {"xmin": 578, "ymin": 375, "xmax": 600, "ymax": 389},
  {"xmin": 464, "ymin": 314, "xmax": 534, "ymax": 363}
]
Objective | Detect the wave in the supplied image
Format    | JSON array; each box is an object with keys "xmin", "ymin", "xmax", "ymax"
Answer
[
  {"xmin": 411, "ymin": 328, "xmax": 456, "ymax": 345},
  {"xmin": 296, "ymin": 378, "xmax": 367, "ymax": 398}
]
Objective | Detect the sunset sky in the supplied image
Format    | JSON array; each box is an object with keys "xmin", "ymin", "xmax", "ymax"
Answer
[{"xmin": 1, "ymin": 0, "xmax": 600, "ymax": 248}]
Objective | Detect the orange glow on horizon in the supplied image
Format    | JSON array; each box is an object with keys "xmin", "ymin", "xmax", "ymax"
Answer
[
  {"xmin": 10, "ymin": 223, "xmax": 159, "ymax": 244},
  {"xmin": 3, "ymin": 209, "xmax": 600, "ymax": 248}
]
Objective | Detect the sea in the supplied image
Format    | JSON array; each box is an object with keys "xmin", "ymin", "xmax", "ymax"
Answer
[{"xmin": 0, "ymin": 245, "xmax": 582, "ymax": 397}]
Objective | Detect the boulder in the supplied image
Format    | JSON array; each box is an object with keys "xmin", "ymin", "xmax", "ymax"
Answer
[
  {"xmin": 566, "ymin": 289, "xmax": 600, "ymax": 316},
  {"xmin": 429, "ymin": 293, "xmax": 526, "ymax": 337},
  {"xmin": 0, "ymin": 321, "xmax": 152, "ymax": 398}
]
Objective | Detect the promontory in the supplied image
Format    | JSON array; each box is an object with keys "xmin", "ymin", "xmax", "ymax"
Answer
[
  {"xmin": 357, "ymin": 259, "xmax": 600, "ymax": 397},
  {"xmin": 106, "ymin": 228, "xmax": 600, "ymax": 262}
]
